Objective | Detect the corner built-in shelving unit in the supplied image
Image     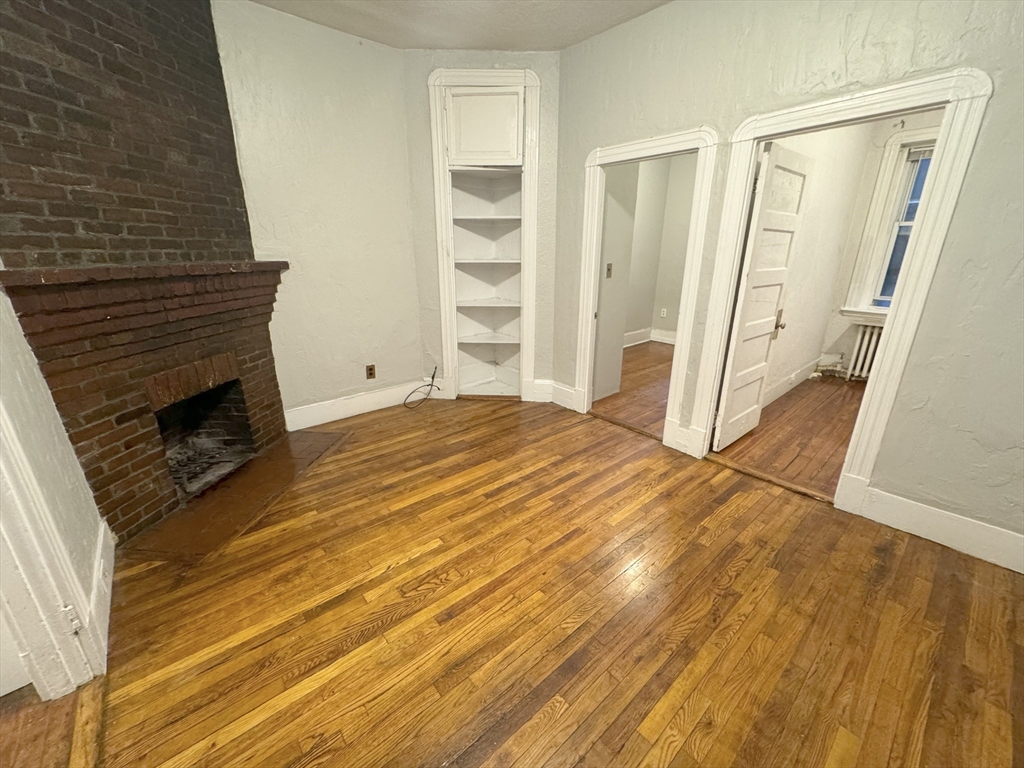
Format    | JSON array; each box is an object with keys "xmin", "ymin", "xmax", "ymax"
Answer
[
  {"xmin": 452, "ymin": 168, "xmax": 522, "ymax": 396},
  {"xmin": 430, "ymin": 68, "xmax": 539, "ymax": 401}
]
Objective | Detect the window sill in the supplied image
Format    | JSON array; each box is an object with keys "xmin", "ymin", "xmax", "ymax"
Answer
[{"xmin": 840, "ymin": 306, "xmax": 888, "ymax": 326}]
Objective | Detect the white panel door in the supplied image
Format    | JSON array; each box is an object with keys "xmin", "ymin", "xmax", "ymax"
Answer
[
  {"xmin": 592, "ymin": 164, "xmax": 639, "ymax": 401},
  {"xmin": 445, "ymin": 86, "xmax": 524, "ymax": 166},
  {"xmin": 713, "ymin": 142, "xmax": 813, "ymax": 450}
]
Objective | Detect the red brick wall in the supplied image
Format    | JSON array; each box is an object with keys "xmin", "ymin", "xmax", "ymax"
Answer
[
  {"xmin": 0, "ymin": 263, "xmax": 288, "ymax": 540},
  {"xmin": 0, "ymin": 0, "xmax": 253, "ymax": 268}
]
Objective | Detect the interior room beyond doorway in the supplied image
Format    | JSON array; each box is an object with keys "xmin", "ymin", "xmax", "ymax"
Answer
[
  {"xmin": 711, "ymin": 107, "xmax": 944, "ymax": 499},
  {"xmin": 590, "ymin": 152, "xmax": 698, "ymax": 439}
]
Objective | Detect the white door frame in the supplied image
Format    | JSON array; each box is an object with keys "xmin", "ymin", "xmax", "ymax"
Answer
[
  {"xmin": 690, "ymin": 68, "xmax": 992, "ymax": 512},
  {"xmin": 1, "ymin": 401, "xmax": 113, "ymax": 700},
  {"xmin": 572, "ymin": 126, "xmax": 719, "ymax": 455},
  {"xmin": 427, "ymin": 68, "xmax": 541, "ymax": 398}
]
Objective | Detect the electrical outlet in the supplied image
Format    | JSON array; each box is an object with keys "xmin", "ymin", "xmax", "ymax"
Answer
[
  {"xmin": 365, "ymin": 364, "xmax": 376, "ymax": 380},
  {"xmin": 660, "ymin": 308, "xmax": 667, "ymax": 318}
]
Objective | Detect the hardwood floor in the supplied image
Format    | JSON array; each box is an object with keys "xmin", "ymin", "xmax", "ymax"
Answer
[
  {"xmin": 590, "ymin": 341, "xmax": 673, "ymax": 439},
  {"xmin": 715, "ymin": 375, "xmax": 867, "ymax": 500},
  {"xmin": 0, "ymin": 676, "xmax": 103, "ymax": 768},
  {"xmin": 86, "ymin": 399, "xmax": 1021, "ymax": 767}
]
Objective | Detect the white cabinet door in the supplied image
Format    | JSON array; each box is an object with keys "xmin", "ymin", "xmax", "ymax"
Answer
[
  {"xmin": 445, "ymin": 86, "xmax": 524, "ymax": 166},
  {"xmin": 713, "ymin": 142, "xmax": 813, "ymax": 450}
]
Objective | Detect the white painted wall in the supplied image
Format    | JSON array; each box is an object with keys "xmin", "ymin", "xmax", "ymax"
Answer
[
  {"xmin": 214, "ymin": 3, "xmax": 561, "ymax": 411},
  {"xmin": 1, "ymin": 290, "xmax": 114, "ymax": 698},
  {"xmin": 552, "ymin": 0, "xmax": 1024, "ymax": 535},
  {"xmin": 762, "ymin": 122, "xmax": 876, "ymax": 403},
  {"xmin": 592, "ymin": 163, "xmax": 639, "ymax": 399},
  {"xmin": 652, "ymin": 153, "xmax": 697, "ymax": 336},
  {"xmin": 213, "ymin": 0, "xmax": 425, "ymax": 413},
  {"xmin": 625, "ymin": 158, "xmax": 670, "ymax": 337}
]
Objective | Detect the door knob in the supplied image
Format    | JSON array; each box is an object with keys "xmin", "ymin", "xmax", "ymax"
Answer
[{"xmin": 772, "ymin": 309, "xmax": 786, "ymax": 339}]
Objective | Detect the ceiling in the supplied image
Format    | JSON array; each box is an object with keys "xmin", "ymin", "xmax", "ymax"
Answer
[{"xmin": 249, "ymin": 0, "xmax": 671, "ymax": 51}]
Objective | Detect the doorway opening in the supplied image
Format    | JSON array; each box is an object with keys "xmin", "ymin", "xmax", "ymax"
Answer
[
  {"xmin": 573, "ymin": 127, "xmax": 718, "ymax": 449},
  {"xmin": 708, "ymin": 107, "xmax": 945, "ymax": 500},
  {"xmin": 589, "ymin": 152, "xmax": 698, "ymax": 439}
]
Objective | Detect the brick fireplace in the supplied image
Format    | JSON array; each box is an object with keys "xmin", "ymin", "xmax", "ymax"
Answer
[
  {"xmin": 1, "ymin": 0, "xmax": 291, "ymax": 540},
  {"xmin": 0, "ymin": 262, "xmax": 288, "ymax": 540}
]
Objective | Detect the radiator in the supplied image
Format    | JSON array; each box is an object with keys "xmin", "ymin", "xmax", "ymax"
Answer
[{"xmin": 847, "ymin": 324, "xmax": 883, "ymax": 380}]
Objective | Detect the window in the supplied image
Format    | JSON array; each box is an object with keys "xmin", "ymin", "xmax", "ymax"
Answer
[
  {"xmin": 872, "ymin": 147, "xmax": 932, "ymax": 307},
  {"xmin": 842, "ymin": 126, "xmax": 939, "ymax": 319}
]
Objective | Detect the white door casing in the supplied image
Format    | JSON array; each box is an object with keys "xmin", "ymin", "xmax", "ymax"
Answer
[
  {"xmin": 573, "ymin": 127, "xmax": 720, "ymax": 425},
  {"xmin": 713, "ymin": 143, "xmax": 813, "ymax": 450},
  {"xmin": 445, "ymin": 86, "xmax": 524, "ymax": 167}
]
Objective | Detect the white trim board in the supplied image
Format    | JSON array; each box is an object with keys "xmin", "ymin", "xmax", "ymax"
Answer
[
  {"xmin": 624, "ymin": 328, "xmax": 651, "ymax": 347},
  {"xmin": 284, "ymin": 379, "xmax": 436, "ymax": 431},
  {"xmin": 573, "ymin": 126, "xmax": 720, "ymax": 458},
  {"xmin": 624, "ymin": 328, "xmax": 676, "ymax": 347},
  {"xmin": 835, "ymin": 476, "xmax": 1023, "ymax": 573},
  {"xmin": 0, "ymin": 402, "xmax": 114, "ymax": 700}
]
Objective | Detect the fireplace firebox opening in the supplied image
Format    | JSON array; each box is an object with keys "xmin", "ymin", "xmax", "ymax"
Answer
[{"xmin": 155, "ymin": 379, "xmax": 256, "ymax": 499}]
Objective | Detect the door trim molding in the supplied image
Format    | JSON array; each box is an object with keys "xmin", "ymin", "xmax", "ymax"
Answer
[
  {"xmin": 689, "ymin": 69, "xmax": 992, "ymax": 513},
  {"xmin": 572, "ymin": 126, "xmax": 719, "ymax": 457},
  {"xmin": 0, "ymin": 401, "xmax": 113, "ymax": 699}
]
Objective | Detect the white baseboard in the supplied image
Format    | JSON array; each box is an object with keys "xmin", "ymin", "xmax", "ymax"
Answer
[
  {"xmin": 85, "ymin": 525, "xmax": 115, "ymax": 674},
  {"xmin": 521, "ymin": 378, "xmax": 552, "ymax": 402},
  {"xmin": 764, "ymin": 357, "xmax": 820, "ymax": 406},
  {"xmin": 285, "ymin": 379, "xmax": 431, "ymax": 431},
  {"xmin": 624, "ymin": 328, "xmax": 652, "ymax": 347},
  {"xmin": 522, "ymin": 379, "xmax": 585, "ymax": 413},
  {"xmin": 662, "ymin": 418, "xmax": 708, "ymax": 458},
  {"xmin": 624, "ymin": 328, "xmax": 676, "ymax": 347},
  {"xmin": 835, "ymin": 473, "xmax": 1024, "ymax": 573},
  {"xmin": 552, "ymin": 381, "xmax": 584, "ymax": 412}
]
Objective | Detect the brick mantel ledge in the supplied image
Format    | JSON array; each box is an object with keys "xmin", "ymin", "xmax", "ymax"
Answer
[{"xmin": 0, "ymin": 261, "xmax": 289, "ymax": 287}]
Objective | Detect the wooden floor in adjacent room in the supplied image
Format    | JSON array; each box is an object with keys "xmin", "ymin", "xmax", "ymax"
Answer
[
  {"xmin": 590, "ymin": 341, "xmax": 674, "ymax": 439},
  {"xmin": 21, "ymin": 399, "xmax": 1024, "ymax": 767},
  {"xmin": 715, "ymin": 375, "xmax": 867, "ymax": 501}
]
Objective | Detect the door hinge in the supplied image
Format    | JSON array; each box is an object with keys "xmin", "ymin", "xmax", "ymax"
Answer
[{"xmin": 61, "ymin": 604, "xmax": 83, "ymax": 635}]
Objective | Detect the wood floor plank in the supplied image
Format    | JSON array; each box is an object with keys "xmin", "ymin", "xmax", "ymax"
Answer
[
  {"xmin": 590, "ymin": 341, "xmax": 673, "ymax": 439},
  {"xmin": 50, "ymin": 398, "xmax": 1016, "ymax": 768},
  {"xmin": 715, "ymin": 376, "xmax": 866, "ymax": 499}
]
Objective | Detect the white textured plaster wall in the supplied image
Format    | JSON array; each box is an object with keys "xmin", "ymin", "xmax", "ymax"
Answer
[
  {"xmin": 402, "ymin": 49, "xmax": 560, "ymax": 379},
  {"xmin": 626, "ymin": 158, "xmax": 670, "ymax": 335},
  {"xmin": 0, "ymin": 292, "xmax": 106, "ymax": 589},
  {"xmin": 652, "ymin": 153, "xmax": 697, "ymax": 335},
  {"xmin": 553, "ymin": 0, "xmax": 1023, "ymax": 533},
  {"xmin": 213, "ymin": 0, "xmax": 425, "ymax": 410}
]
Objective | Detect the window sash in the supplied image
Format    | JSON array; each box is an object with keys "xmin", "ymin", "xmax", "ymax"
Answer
[{"xmin": 870, "ymin": 145, "xmax": 934, "ymax": 307}]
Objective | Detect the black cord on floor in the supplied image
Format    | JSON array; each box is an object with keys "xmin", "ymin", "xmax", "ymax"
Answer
[{"xmin": 404, "ymin": 366, "xmax": 439, "ymax": 408}]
